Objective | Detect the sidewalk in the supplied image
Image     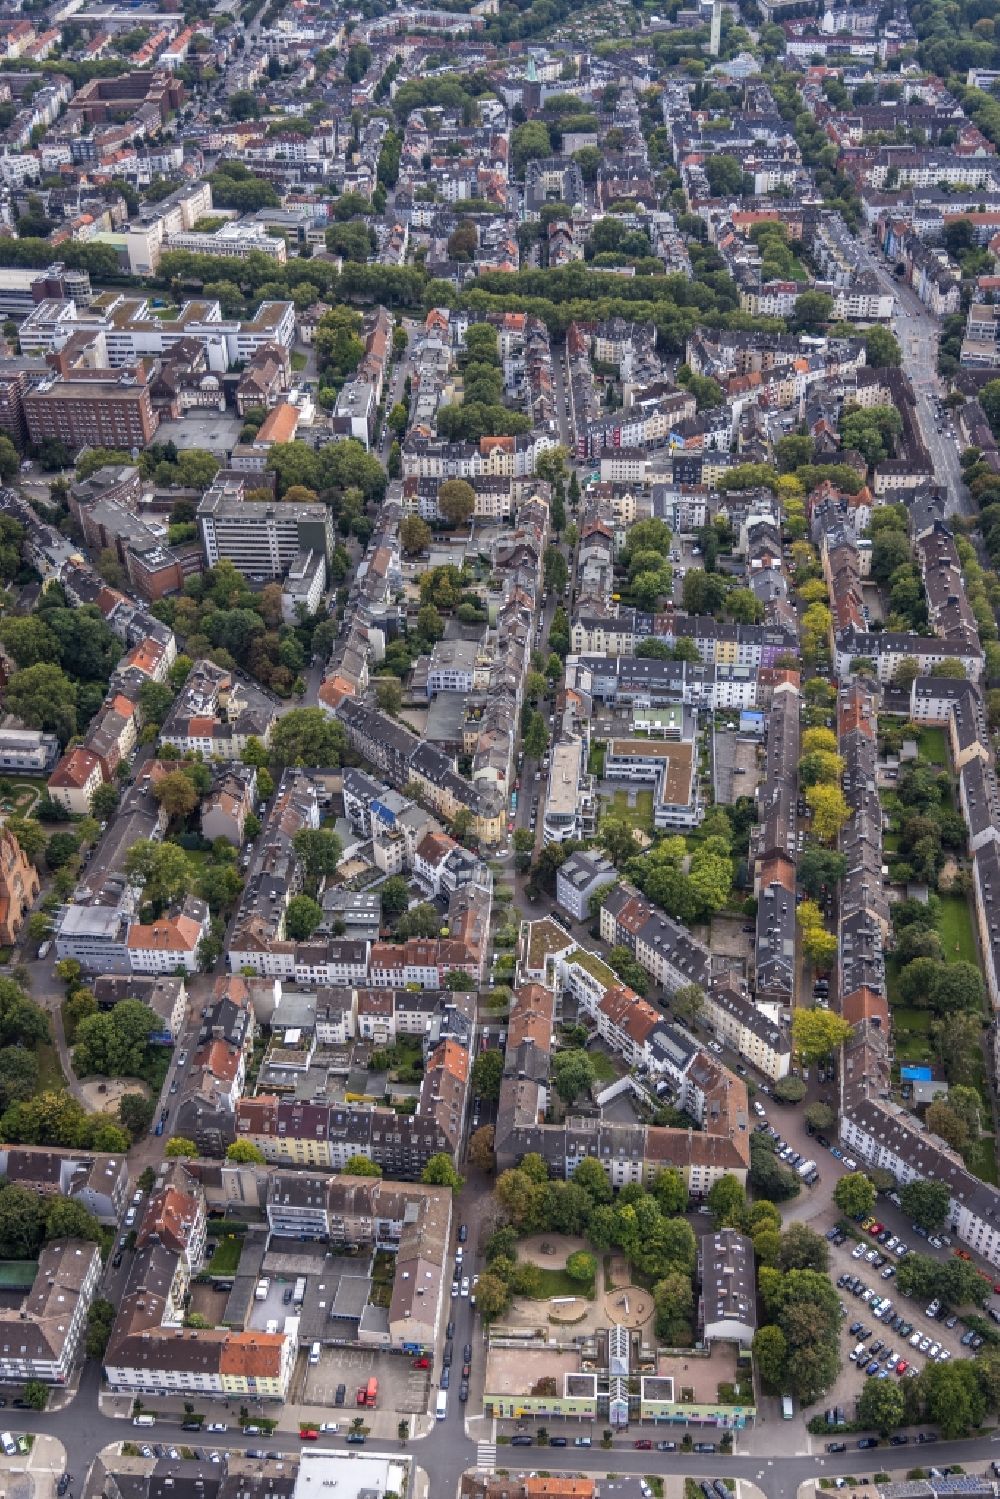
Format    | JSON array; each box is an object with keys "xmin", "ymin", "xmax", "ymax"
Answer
[
  {"xmin": 97, "ymin": 1390, "xmax": 434, "ymax": 1445},
  {"xmin": 0, "ymin": 1433, "xmax": 67, "ymax": 1499}
]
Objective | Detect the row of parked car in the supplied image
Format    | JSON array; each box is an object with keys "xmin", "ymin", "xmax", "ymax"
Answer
[
  {"xmin": 760, "ymin": 1125, "xmax": 819, "ymax": 1185},
  {"xmin": 826, "ymin": 1434, "xmax": 940, "ymax": 1455}
]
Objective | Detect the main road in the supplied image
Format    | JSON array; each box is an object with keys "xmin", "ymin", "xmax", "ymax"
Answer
[
  {"xmin": 860, "ymin": 245, "xmax": 970, "ymax": 517},
  {"xmin": 23, "ymin": 1362, "xmax": 1000, "ymax": 1499}
]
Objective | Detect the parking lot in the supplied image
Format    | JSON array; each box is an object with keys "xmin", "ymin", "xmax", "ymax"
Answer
[
  {"xmin": 300, "ymin": 1346, "xmax": 431, "ymax": 1417},
  {"xmin": 247, "ymin": 1278, "xmax": 300, "ymax": 1333},
  {"xmin": 816, "ymin": 1221, "xmax": 973, "ymax": 1428}
]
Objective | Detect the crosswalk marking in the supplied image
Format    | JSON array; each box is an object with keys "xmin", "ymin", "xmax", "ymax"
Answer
[{"xmin": 476, "ymin": 1442, "xmax": 497, "ymax": 1473}]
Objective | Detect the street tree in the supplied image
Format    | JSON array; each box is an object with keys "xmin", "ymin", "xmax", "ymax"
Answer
[
  {"xmin": 791, "ymin": 1008, "xmax": 852, "ymax": 1063},
  {"xmin": 833, "ymin": 1172, "xmax": 876, "ymax": 1220},
  {"xmin": 857, "ymin": 1378, "xmax": 905, "ymax": 1435},
  {"xmin": 900, "ymin": 1179, "xmax": 951, "ymax": 1232},
  {"xmin": 421, "ymin": 1154, "xmax": 464, "ymax": 1190}
]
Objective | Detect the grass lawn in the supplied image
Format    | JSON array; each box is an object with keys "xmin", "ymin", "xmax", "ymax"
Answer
[
  {"xmin": 588, "ymin": 1050, "xmax": 621, "ymax": 1084},
  {"xmin": 892, "ymin": 1006, "xmax": 933, "ymax": 1066},
  {"xmin": 883, "ymin": 832, "xmax": 900, "ymax": 854},
  {"xmin": 601, "ymin": 788, "xmax": 655, "ymax": 834},
  {"xmin": 937, "ymin": 892, "xmax": 977, "ymax": 966},
  {"xmin": 886, "ymin": 957, "xmax": 902, "ymax": 1008},
  {"xmin": 36, "ymin": 1040, "xmax": 65, "ymax": 1093},
  {"xmin": 0, "ymin": 777, "xmax": 44, "ymax": 815},
  {"xmin": 206, "ymin": 1236, "xmax": 243, "ymax": 1276},
  {"xmin": 291, "ymin": 351, "xmax": 308, "ymax": 372},
  {"xmin": 963, "ymin": 1134, "xmax": 999, "ymax": 1187},
  {"xmin": 532, "ymin": 1266, "xmax": 595, "ymax": 1300},
  {"xmin": 916, "ymin": 727, "xmax": 949, "ymax": 764}
]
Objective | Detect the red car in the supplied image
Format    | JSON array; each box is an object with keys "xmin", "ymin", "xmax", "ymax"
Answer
[
  {"xmin": 869, "ymin": 1221, "xmax": 884, "ymax": 1235},
  {"xmin": 896, "ymin": 1361, "xmax": 908, "ymax": 1375},
  {"xmin": 300, "ymin": 1429, "xmax": 319, "ymax": 1441},
  {"xmin": 633, "ymin": 1440, "xmax": 653, "ymax": 1450},
  {"xmin": 412, "ymin": 1357, "xmax": 430, "ymax": 1369}
]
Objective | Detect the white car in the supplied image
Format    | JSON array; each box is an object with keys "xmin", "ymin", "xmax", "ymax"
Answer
[
  {"xmin": 207, "ymin": 1424, "xmax": 228, "ymax": 1433},
  {"xmin": 460, "ymin": 1276, "xmax": 470, "ymax": 1297},
  {"xmin": 852, "ymin": 1243, "xmax": 866, "ymax": 1260},
  {"xmin": 319, "ymin": 1423, "xmax": 338, "ymax": 1433},
  {"xmin": 843, "ymin": 1158, "xmax": 857, "ymax": 1171}
]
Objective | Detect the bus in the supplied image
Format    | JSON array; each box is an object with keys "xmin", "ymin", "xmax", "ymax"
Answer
[
  {"xmin": 781, "ymin": 1395, "xmax": 794, "ymax": 1420},
  {"xmin": 133, "ymin": 1415, "xmax": 156, "ymax": 1427},
  {"xmin": 435, "ymin": 1391, "xmax": 448, "ymax": 1421}
]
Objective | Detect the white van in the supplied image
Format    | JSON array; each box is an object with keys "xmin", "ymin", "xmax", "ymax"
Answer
[
  {"xmin": 309, "ymin": 1341, "xmax": 321, "ymax": 1364},
  {"xmin": 1, "ymin": 1433, "xmax": 16, "ymax": 1456},
  {"xmin": 435, "ymin": 1391, "xmax": 448, "ymax": 1421}
]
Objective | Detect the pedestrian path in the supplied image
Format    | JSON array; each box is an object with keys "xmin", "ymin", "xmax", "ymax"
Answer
[{"xmin": 475, "ymin": 1441, "xmax": 496, "ymax": 1473}]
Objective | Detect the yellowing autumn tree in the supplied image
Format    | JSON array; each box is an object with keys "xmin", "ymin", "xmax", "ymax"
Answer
[
  {"xmin": 798, "ymin": 749, "xmax": 844, "ymax": 786},
  {"xmin": 801, "ymin": 923, "xmax": 838, "ymax": 968},
  {"xmin": 805, "ymin": 782, "xmax": 850, "ymax": 843},
  {"xmin": 801, "ymin": 727, "xmax": 838, "ymax": 756},
  {"xmin": 801, "ymin": 601, "xmax": 832, "ymax": 660},
  {"xmin": 791, "ymin": 1008, "xmax": 852, "ymax": 1063},
  {"xmin": 797, "ymin": 579, "xmax": 829, "ymax": 605}
]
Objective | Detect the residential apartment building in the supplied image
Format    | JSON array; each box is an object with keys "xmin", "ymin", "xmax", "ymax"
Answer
[
  {"xmin": 198, "ymin": 486, "xmax": 334, "ymax": 580},
  {"xmin": 0, "ymin": 1240, "xmax": 101, "ymax": 1384}
]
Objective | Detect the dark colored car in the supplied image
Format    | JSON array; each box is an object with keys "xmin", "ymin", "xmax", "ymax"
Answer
[
  {"xmin": 858, "ymin": 1438, "xmax": 879, "ymax": 1450},
  {"xmin": 346, "ymin": 1435, "xmax": 365, "ymax": 1446},
  {"xmin": 459, "ymin": 1382, "xmax": 469, "ymax": 1404},
  {"xmin": 511, "ymin": 1436, "xmax": 532, "ymax": 1447},
  {"xmin": 693, "ymin": 1443, "xmax": 716, "ymax": 1454},
  {"xmin": 334, "ymin": 1384, "xmax": 346, "ymax": 1407},
  {"xmin": 889, "ymin": 1436, "xmax": 909, "ymax": 1446},
  {"xmin": 446, "ymin": 1321, "xmax": 455, "ymax": 1341},
  {"xmin": 463, "ymin": 1343, "xmax": 472, "ymax": 1362},
  {"xmin": 440, "ymin": 1367, "xmax": 450, "ymax": 1390},
  {"xmin": 443, "ymin": 1345, "xmax": 453, "ymax": 1367},
  {"xmin": 827, "ymin": 1444, "xmax": 847, "ymax": 1454},
  {"xmin": 633, "ymin": 1440, "xmax": 652, "ymax": 1450},
  {"xmin": 549, "ymin": 1437, "xmax": 567, "ymax": 1446},
  {"xmin": 916, "ymin": 1434, "xmax": 939, "ymax": 1444},
  {"xmin": 458, "ymin": 1224, "xmax": 468, "ymax": 1243}
]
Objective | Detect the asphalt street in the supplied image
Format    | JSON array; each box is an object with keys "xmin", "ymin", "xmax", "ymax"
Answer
[
  {"xmin": 861, "ymin": 248, "xmax": 969, "ymax": 516},
  {"xmin": 21, "ymin": 1361, "xmax": 1000, "ymax": 1499}
]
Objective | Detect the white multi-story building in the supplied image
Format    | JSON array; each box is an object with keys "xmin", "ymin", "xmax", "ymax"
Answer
[
  {"xmin": 198, "ymin": 487, "xmax": 334, "ymax": 580},
  {"xmin": 0, "ymin": 1241, "xmax": 101, "ymax": 1384}
]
